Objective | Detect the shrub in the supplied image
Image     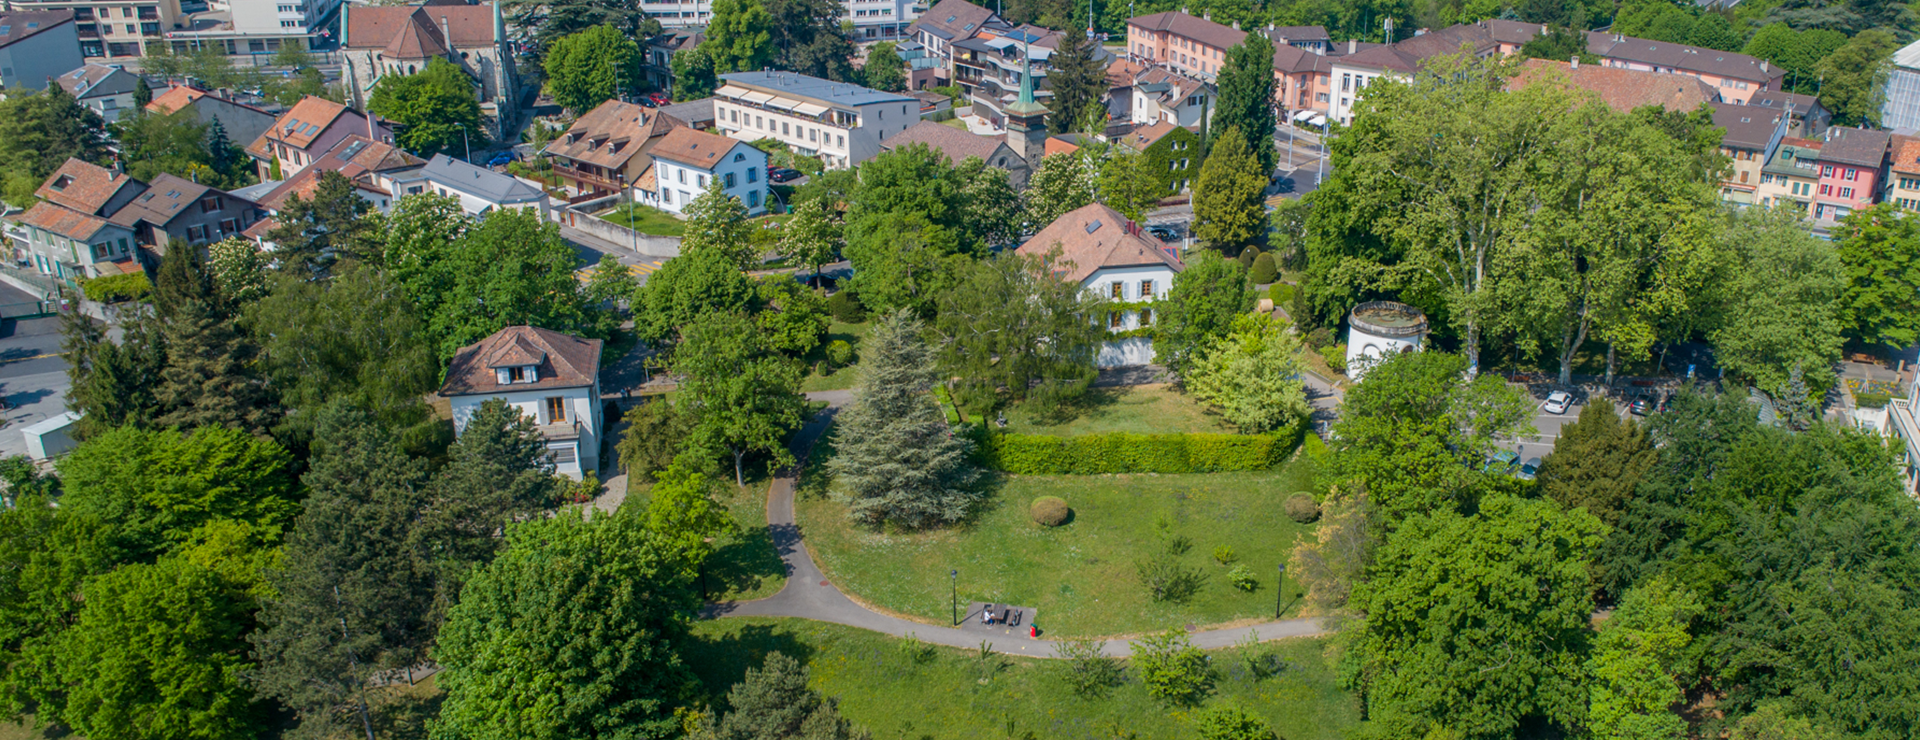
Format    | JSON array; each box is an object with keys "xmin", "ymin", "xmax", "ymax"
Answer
[
  {"xmin": 1321, "ymin": 343, "xmax": 1347, "ymax": 372},
  {"xmin": 1212, "ymin": 544, "xmax": 1237, "ymax": 565},
  {"xmin": 1856, "ymin": 391, "xmax": 1894, "ymax": 408},
  {"xmin": 1285, "ymin": 492, "xmax": 1321, "ymax": 523},
  {"xmin": 825, "ymin": 339, "xmax": 855, "ymax": 368},
  {"xmin": 1236, "ymin": 246, "xmax": 1260, "ymax": 268},
  {"xmin": 616, "ymin": 399, "xmax": 696, "ymax": 481},
  {"xmin": 1136, "ymin": 553, "xmax": 1206, "ymax": 603},
  {"xmin": 1268, "ymin": 282, "xmax": 1296, "ymax": 306},
  {"xmin": 1249, "ymin": 253, "xmax": 1277, "ymax": 284},
  {"xmin": 1030, "ymin": 496, "xmax": 1070, "ymax": 526},
  {"xmin": 1056, "ymin": 639, "xmax": 1124, "ymax": 697},
  {"xmin": 1304, "ymin": 327, "xmax": 1335, "ymax": 350},
  {"xmin": 825, "ymin": 290, "xmax": 867, "ymax": 322},
  {"xmin": 1227, "ymin": 563, "xmax": 1258, "ymax": 592},
  {"xmin": 1131, "ymin": 630, "xmax": 1213, "ymax": 706},
  {"xmin": 1193, "ymin": 703, "xmax": 1279, "ymax": 740},
  {"xmin": 78, "ymin": 272, "xmax": 152, "ymax": 303},
  {"xmin": 973, "ymin": 428, "xmax": 1304, "ymax": 475}
]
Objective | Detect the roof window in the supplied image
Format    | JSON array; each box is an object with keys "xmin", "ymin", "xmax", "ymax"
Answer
[
  {"xmin": 1085, "ymin": 219, "xmax": 1102, "ymax": 234},
  {"xmin": 50, "ymin": 175, "xmax": 71, "ymax": 191}
]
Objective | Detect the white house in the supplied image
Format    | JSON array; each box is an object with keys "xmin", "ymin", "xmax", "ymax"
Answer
[
  {"xmin": 418, "ymin": 153, "xmax": 551, "ymax": 218},
  {"xmin": 1345, "ymin": 301, "xmax": 1428, "ymax": 381},
  {"xmin": 712, "ymin": 71, "xmax": 920, "ymax": 169},
  {"xmin": 439, "ymin": 326, "xmax": 604, "ymax": 480},
  {"xmin": 54, "ymin": 63, "xmax": 141, "ymax": 123},
  {"xmin": 1016, "ymin": 202, "xmax": 1185, "ymax": 367},
  {"xmin": 645, "ymin": 126, "xmax": 769, "ymax": 216}
]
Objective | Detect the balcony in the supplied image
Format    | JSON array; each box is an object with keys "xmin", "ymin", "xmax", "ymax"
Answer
[{"xmin": 551, "ymin": 162, "xmax": 622, "ymax": 193}]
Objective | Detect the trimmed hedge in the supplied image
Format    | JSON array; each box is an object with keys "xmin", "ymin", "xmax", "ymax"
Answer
[
  {"xmin": 78, "ymin": 272, "xmax": 152, "ymax": 303},
  {"xmin": 968, "ymin": 423, "xmax": 1303, "ymax": 474}
]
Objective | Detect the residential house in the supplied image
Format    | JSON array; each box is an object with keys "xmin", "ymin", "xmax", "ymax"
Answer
[
  {"xmin": 642, "ymin": 0, "xmax": 915, "ymax": 39},
  {"xmin": 1810, "ymin": 126, "xmax": 1890, "ymax": 224},
  {"xmin": 953, "ymin": 24, "xmax": 1112, "ymax": 129},
  {"xmin": 54, "ymin": 62, "xmax": 140, "ymax": 122},
  {"xmin": 1327, "ymin": 21, "xmax": 1543, "ymax": 125},
  {"xmin": 1585, "ymin": 32, "xmax": 1783, "ymax": 104},
  {"xmin": 254, "ymin": 134, "xmax": 427, "ymax": 217},
  {"xmin": 11, "ymin": 158, "xmax": 262, "ymax": 281},
  {"xmin": 0, "ymin": 10, "xmax": 82, "ymax": 90},
  {"xmin": 1884, "ymin": 38, "xmax": 1920, "ymax": 131},
  {"xmin": 1270, "ymin": 42, "xmax": 1334, "ymax": 115},
  {"xmin": 898, "ymin": 40, "xmax": 941, "ymax": 90},
  {"xmin": 1016, "ymin": 202, "xmax": 1185, "ymax": 367},
  {"xmin": 1511, "ymin": 58, "xmax": 1721, "ymax": 113},
  {"xmin": 1883, "ymin": 375, "xmax": 1920, "ymax": 496},
  {"xmin": 1756, "ymin": 136, "xmax": 1821, "ymax": 212},
  {"xmin": 418, "ymin": 153, "xmax": 551, "ymax": 218},
  {"xmin": 1886, "ymin": 136, "xmax": 1920, "ymax": 210},
  {"xmin": 7, "ymin": 0, "xmax": 185, "ymax": 59},
  {"xmin": 1745, "ymin": 91, "xmax": 1829, "ymax": 137},
  {"xmin": 15, "ymin": 202, "xmax": 137, "ymax": 282},
  {"xmin": 642, "ymin": 26, "xmax": 703, "ymax": 93},
  {"xmin": 882, "ymin": 119, "xmax": 1031, "ymax": 188},
  {"xmin": 644, "ymin": 126, "xmax": 769, "ymax": 215},
  {"xmin": 1710, "ymin": 100, "xmax": 1788, "ymax": 205},
  {"xmin": 1268, "ymin": 25, "xmax": 1330, "ymax": 54},
  {"xmin": 539, "ymin": 99, "xmax": 684, "ymax": 199},
  {"xmin": 339, "ymin": 0, "xmax": 518, "ymax": 137},
  {"xmin": 159, "ymin": 0, "xmax": 344, "ymax": 59},
  {"xmin": 658, "ymin": 98, "xmax": 716, "ymax": 130},
  {"xmin": 145, "ymin": 85, "xmax": 276, "ymax": 146},
  {"xmin": 1116, "ymin": 120, "xmax": 1202, "ymax": 194},
  {"xmin": 908, "ymin": 0, "xmax": 1007, "ymax": 85},
  {"xmin": 441, "ymin": 325, "xmax": 604, "ymax": 480},
  {"xmin": 110, "ymin": 172, "xmax": 262, "ymax": 250},
  {"xmin": 1126, "ymin": 11, "xmax": 1243, "ymax": 80},
  {"xmin": 245, "ymin": 96, "xmax": 395, "ymax": 181},
  {"xmin": 712, "ymin": 71, "xmax": 920, "ymax": 169}
]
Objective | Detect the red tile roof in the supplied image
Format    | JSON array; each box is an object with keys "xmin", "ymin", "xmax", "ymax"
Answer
[
  {"xmin": 882, "ymin": 121, "xmax": 1013, "ymax": 165},
  {"xmin": 248, "ymin": 96, "xmax": 353, "ymax": 159},
  {"xmin": 647, "ymin": 126, "xmax": 751, "ymax": 169},
  {"xmin": 146, "ymin": 85, "xmax": 207, "ymax": 115},
  {"xmin": 1890, "ymin": 135, "xmax": 1920, "ymax": 176},
  {"xmin": 1512, "ymin": 59, "xmax": 1721, "ymax": 114},
  {"xmin": 1016, "ymin": 202, "xmax": 1185, "ymax": 284},
  {"xmin": 1127, "ymin": 11, "xmax": 1246, "ymax": 51},
  {"xmin": 343, "ymin": 4, "xmax": 495, "ymax": 56},
  {"xmin": 35, "ymin": 159, "xmax": 141, "ymax": 215},
  {"xmin": 542, "ymin": 99, "xmax": 684, "ymax": 169},
  {"xmin": 18, "ymin": 201, "xmax": 113, "ymax": 241},
  {"xmin": 441, "ymin": 326, "xmax": 603, "ymax": 396}
]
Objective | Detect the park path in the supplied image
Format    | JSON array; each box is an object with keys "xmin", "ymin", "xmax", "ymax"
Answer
[{"xmin": 704, "ymin": 390, "xmax": 1330, "ymax": 659}]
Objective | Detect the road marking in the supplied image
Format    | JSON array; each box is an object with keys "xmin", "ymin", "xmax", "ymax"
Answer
[{"xmin": 0, "ymin": 351, "xmax": 64, "ymax": 365}]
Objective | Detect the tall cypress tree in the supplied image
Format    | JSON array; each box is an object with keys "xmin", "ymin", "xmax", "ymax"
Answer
[
  {"xmin": 827, "ymin": 309, "xmax": 978, "ymax": 528},
  {"xmin": 61, "ymin": 307, "xmax": 167, "ymax": 438},
  {"xmin": 1213, "ymin": 33, "xmax": 1276, "ymax": 174},
  {"xmin": 151, "ymin": 241, "xmax": 278, "ymax": 434},
  {"xmin": 418, "ymin": 398, "xmax": 564, "ymax": 624},
  {"xmin": 1046, "ymin": 23, "xmax": 1106, "ymax": 136}
]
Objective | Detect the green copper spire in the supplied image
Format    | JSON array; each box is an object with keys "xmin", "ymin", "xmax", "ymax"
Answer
[{"xmin": 1008, "ymin": 31, "xmax": 1046, "ymax": 115}]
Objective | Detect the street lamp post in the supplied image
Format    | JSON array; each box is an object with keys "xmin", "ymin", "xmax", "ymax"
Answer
[
  {"xmin": 950, "ymin": 570, "xmax": 959, "ymax": 626},
  {"xmin": 1275, "ymin": 563, "xmax": 1287, "ymax": 619}
]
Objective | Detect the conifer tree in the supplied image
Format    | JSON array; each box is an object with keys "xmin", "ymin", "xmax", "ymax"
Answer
[
  {"xmin": 132, "ymin": 77, "xmax": 153, "ymax": 108},
  {"xmin": 691, "ymin": 652, "xmax": 869, "ymax": 740},
  {"xmin": 151, "ymin": 243, "xmax": 277, "ymax": 434},
  {"xmin": 1536, "ymin": 398, "xmax": 1655, "ymax": 528},
  {"xmin": 1045, "ymin": 23, "xmax": 1105, "ymax": 136},
  {"xmin": 61, "ymin": 307, "xmax": 167, "ymax": 438},
  {"xmin": 418, "ymin": 398, "xmax": 564, "ymax": 622},
  {"xmin": 265, "ymin": 170, "xmax": 378, "ymax": 274},
  {"xmin": 828, "ymin": 309, "xmax": 978, "ymax": 528}
]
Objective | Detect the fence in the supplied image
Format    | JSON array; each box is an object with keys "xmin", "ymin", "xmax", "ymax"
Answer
[
  {"xmin": 0, "ymin": 300, "xmax": 54, "ymax": 320},
  {"xmin": 552, "ymin": 206, "xmax": 682, "ymax": 259}
]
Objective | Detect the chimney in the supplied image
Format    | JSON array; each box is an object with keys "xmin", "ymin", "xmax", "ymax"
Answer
[
  {"xmin": 1348, "ymin": 38, "xmax": 1356, "ymax": 54},
  {"xmin": 1570, "ymin": 56, "xmax": 1578, "ymax": 70},
  {"xmin": 1760, "ymin": 60, "xmax": 1770, "ymax": 73},
  {"xmin": 440, "ymin": 15, "xmax": 450, "ymax": 52}
]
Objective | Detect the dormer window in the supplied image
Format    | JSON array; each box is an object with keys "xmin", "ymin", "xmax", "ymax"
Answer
[{"xmin": 495, "ymin": 365, "xmax": 537, "ymax": 384}]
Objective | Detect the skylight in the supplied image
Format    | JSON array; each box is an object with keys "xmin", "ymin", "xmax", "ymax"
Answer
[{"xmin": 1085, "ymin": 219, "xmax": 1102, "ymax": 234}]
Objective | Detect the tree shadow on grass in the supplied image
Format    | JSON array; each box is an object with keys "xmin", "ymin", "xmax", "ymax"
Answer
[
  {"xmin": 680, "ymin": 623, "xmax": 820, "ymax": 706},
  {"xmin": 707, "ymin": 523, "xmax": 786, "ymax": 599},
  {"xmin": 1022, "ymin": 385, "xmax": 1122, "ymax": 427},
  {"xmin": 370, "ymin": 685, "xmax": 446, "ymax": 740}
]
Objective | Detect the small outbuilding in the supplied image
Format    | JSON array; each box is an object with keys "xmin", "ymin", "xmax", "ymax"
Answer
[
  {"xmin": 1346, "ymin": 301, "xmax": 1428, "ymax": 380},
  {"xmin": 21, "ymin": 411, "xmax": 81, "ymax": 461}
]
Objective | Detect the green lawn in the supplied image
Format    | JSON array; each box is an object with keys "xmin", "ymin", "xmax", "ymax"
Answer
[
  {"xmin": 795, "ymin": 460, "xmax": 1323, "ymax": 637},
  {"xmin": 625, "ymin": 469, "xmax": 787, "ymax": 603},
  {"xmin": 684, "ymin": 617, "xmax": 1361, "ymax": 740},
  {"xmin": 1000, "ymin": 385, "xmax": 1233, "ymax": 436},
  {"xmin": 600, "ymin": 203, "xmax": 686, "ymax": 237},
  {"xmin": 799, "ymin": 319, "xmax": 870, "ymax": 392}
]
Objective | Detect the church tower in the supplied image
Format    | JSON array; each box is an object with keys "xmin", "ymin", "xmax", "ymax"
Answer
[{"xmin": 1004, "ymin": 35, "xmax": 1048, "ymax": 174}]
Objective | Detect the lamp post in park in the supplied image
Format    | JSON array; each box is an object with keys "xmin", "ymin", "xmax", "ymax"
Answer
[
  {"xmin": 1275, "ymin": 563, "xmax": 1287, "ymax": 619},
  {"xmin": 951, "ymin": 570, "xmax": 959, "ymax": 626}
]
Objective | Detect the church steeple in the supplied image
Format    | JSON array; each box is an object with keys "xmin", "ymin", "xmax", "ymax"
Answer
[{"xmin": 1004, "ymin": 29, "xmax": 1047, "ymax": 174}]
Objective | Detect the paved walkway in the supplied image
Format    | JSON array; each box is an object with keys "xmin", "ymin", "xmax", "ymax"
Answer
[{"xmin": 704, "ymin": 389, "xmax": 1330, "ymax": 659}]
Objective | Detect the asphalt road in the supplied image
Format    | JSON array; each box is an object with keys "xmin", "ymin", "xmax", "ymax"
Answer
[{"xmin": 0, "ymin": 281, "xmax": 72, "ymax": 459}]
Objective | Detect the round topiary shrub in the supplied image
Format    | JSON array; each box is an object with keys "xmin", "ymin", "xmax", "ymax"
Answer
[
  {"xmin": 1249, "ymin": 252, "xmax": 1278, "ymax": 285},
  {"xmin": 1285, "ymin": 492, "xmax": 1321, "ymax": 523},
  {"xmin": 826, "ymin": 290, "xmax": 867, "ymax": 323},
  {"xmin": 1031, "ymin": 496, "xmax": 1070, "ymax": 526}
]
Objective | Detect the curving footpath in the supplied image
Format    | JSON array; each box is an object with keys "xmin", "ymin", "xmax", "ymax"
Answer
[{"xmin": 704, "ymin": 390, "xmax": 1330, "ymax": 659}]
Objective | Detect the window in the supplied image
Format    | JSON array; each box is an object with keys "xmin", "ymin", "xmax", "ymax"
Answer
[
  {"xmin": 697, "ymin": 174, "xmax": 707, "ymax": 188},
  {"xmin": 1819, "ymin": 184, "xmax": 1832, "ymax": 196},
  {"xmin": 1108, "ymin": 311, "xmax": 1123, "ymax": 329},
  {"xmin": 733, "ymin": 152, "xmax": 745, "ymax": 162},
  {"xmin": 725, "ymin": 172, "xmax": 736, "ymax": 187},
  {"xmin": 220, "ymin": 218, "xmax": 240, "ymax": 233},
  {"xmin": 546, "ymin": 443, "xmax": 576, "ymax": 465},
  {"xmin": 199, "ymin": 195, "xmax": 220, "ymax": 213},
  {"xmin": 782, "ymin": 122, "xmax": 790, "ymax": 135},
  {"xmin": 507, "ymin": 366, "xmax": 531, "ymax": 383},
  {"xmin": 749, "ymin": 190, "xmax": 760, "ymax": 207},
  {"xmin": 1140, "ymin": 279, "xmax": 1154, "ymax": 297},
  {"xmin": 1110, "ymin": 282, "xmax": 1124, "ymax": 299},
  {"xmin": 678, "ymin": 169, "xmax": 686, "ymax": 184},
  {"xmin": 1822, "ymin": 165, "xmax": 1834, "ymax": 177},
  {"xmin": 1139, "ymin": 308, "xmax": 1153, "ymax": 325},
  {"xmin": 185, "ymin": 225, "xmax": 205, "ymax": 241},
  {"xmin": 1845, "ymin": 168, "xmax": 1858, "ymax": 181},
  {"xmin": 838, "ymin": 135, "xmax": 846, "ymax": 148},
  {"xmin": 1738, "ymin": 170, "xmax": 1747, "ymax": 183},
  {"xmin": 810, "ymin": 128, "xmax": 818, "ymax": 142},
  {"xmin": 545, "ymin": 397, "xmax": 567, "ymax": 423},
  {"xmin": 1841, "ymin": 187, "xmax": 1854, "ymax": 198},
  {"xmin": 747, "ymin": 168, "xmax": 758, "ymax": 183}
]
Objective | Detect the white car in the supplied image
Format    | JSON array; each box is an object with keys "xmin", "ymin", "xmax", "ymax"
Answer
[{"xmin": 1543, "ymin": 391, "xmax": 1574, "ymax": 415}]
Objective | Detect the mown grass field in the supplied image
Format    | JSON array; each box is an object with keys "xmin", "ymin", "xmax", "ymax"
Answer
[
  {"xmin": 684, "ymin": 617, "xmax": 1361, "ymax": 740},
  {"xmin": 999, "ymin": 385, "xmax": 1234, "ymax": 437}
]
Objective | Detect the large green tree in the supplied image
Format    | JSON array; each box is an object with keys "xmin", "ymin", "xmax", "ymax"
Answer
[
  {"xmin": 1834, "ymin": 202, "xmax": 1920, "ymax": 348},
  {"xmin": 114, "ymin": 107, "xmax": 250, "ymax": 189},
  {"xmin": 1183, "ymin": 313, "xmax": 1309, "ymax": 433},
  {"xmin": 1352, "ymin": 494, "xmax": 1603, "ymax": 739},
  {"xmin": 1153, "ymin": 251, "xmax": 1253, "ymax": 378},
  {"xmin": 830, "ymin": 310, "xmax": 979, "ymax": 528},
  {"xmin": 1588, "ymin": 576, "xmax": 1701, "ymax": 740},
  {"xmin": 703, "ymin": 0, "xmax": 775, "ymax": 73},
  {"xmin": 934, "ymin": 250, "xmax": 1108, "ymax": 409},
  {"xmin": 674, "ymin": 312, "xmax": 808, "ymax": 485},
  {"xmin": 1045, "ymin": 23, "xmax": 1106, "ymax": 135},
  {"xmin": 61, "ymin": 307, "xmax": 167, "ymax": 437},
  {"xmin": 1708, "ymin": 207, "xmax": 1844, "ymax": 402},
  {"xmin": 690, "ymin": 652, "xmax": 867, "ymax": 740},
  {"xmin": 1023, "ymin": 151, "xmax": 1099, "ymax": 228},
  {"xmin": 778, "ymin": 196, "xmax": 844, "ymax": 284},
  {"xmin": 842, "ymin": 145, "xmax": 1014, "ymax": 313},
  {"xmin": 392, "ymin": 207, "xmax": 606, "ymax": 358},
  {"xmin": 861, "ymin": 41, "xmax": 906, "ymax": 92},
  {"xmin": 56, "ymin": 425, "xmax": 295, "ymax": 560},
  {"xmin": 430, "ymin": 509, "xmax": 702, "ymax": 740},
  {"xmin": 369, "ymin": 57, "xmax": 486, "ymax": 156},
  {"xmin": 1816, "ymin": 29, "xmax": 1898, "ymax": 125},
  {"xmin": 265, "ymin": 169, "xmax": 380, "ymax": 274},
  {"xmin": 150, "ymin": 244, "xmax": 279, "ymax": 434},
  {"xmin": 1535, "ymin": 398, "xmax": 1654, "ymax": 529},
  {"xmin": 418, "ymin": 398, "xmax": 566, "ymax": 619},
  {"xmin": 672, "ymin": 45, "xmax": 720, "ymax": 100},
  {"xmin": 1212, "ymin": 33, "xmax": 1276, "ymax": 174},
  {"xmin": 681, "ymin": 179, "xmax": 759, "ymax": 269},
  {"xmin": 0, "ymin": 83, "xmax": 110, "ymax": 195},
  {"xmin": 632, "ymin": 246, "xmax": 758, "ymax": 344},
  {"xmin": 764, "ymin": 0, "xmax": 857, "ymax": 81},
  {"xmin": 1193, "ymin": 126, "xmax": 1269, "ymax": 253},
  {"xmin": 546, "ymin": 25, "xmax": 645, "ymax": 114}
]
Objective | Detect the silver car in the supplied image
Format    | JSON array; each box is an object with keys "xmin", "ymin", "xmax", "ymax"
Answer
[{"xmin": 1543, "ymin": 391, "xmax": 1574, "ymax": 415}]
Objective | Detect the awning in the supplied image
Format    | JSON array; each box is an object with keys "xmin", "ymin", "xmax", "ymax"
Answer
[
  {"xmin": 792, "ymin": 102, "xmax": 829, "ymax": 117},
  {"xmin": 715, "ymin": 84, "xmax": 752, "ymax": 98},
  {"xmin": 741, "ymin": 90, "xmax": 776, "ymax": 104},
  {"xmin": 765, "ymin": 96, "xmax": 804, "ymax": 111}
]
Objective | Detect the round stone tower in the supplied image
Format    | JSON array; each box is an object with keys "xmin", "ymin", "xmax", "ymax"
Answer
[{"xmin": 1345, "ymin": 301, "xmax": 1429, "ymax": 381}]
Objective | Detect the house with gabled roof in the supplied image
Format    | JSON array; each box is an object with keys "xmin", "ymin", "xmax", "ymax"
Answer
[
  {"xmin": 10, "ymin": 158, "xmax": 261, "ymax": 282},
  {"xmin": 541, "ymin": 99, "xmax": 685, "ymax": 199},
  {"xmin": 1710, "ymin": 101, "xmax": 1788, "ymax": 206},
  {"xmin": 882, "ymin": 120, "xmax": 1030, "ymax": 188},
  {"xmin": 1885, "ymin": 135, "xmax": 1920, "ymax": 211},
  {"xmin": 0, "ymin": 10, "xmax": 82, "ymax": 91},
  {"xmin": 909, "ymin": 0, "xmax": 1009, "ymax": 85},
  {"xmin": 440, "ymin": 325, "xmax": 604, "ymax": 480},
  {"xmin": 1811, "ymin": 126, "xmax": 1890, "ymax": 225},
  {"xmin": 1017, "ymin": 202, "xmax": 1185, "ymax": 367},
  {"xmin": 645, "ymin": 126, "xmax": 769, "ymax": 215},
  {"xmin": 145, "ymin": 85, "xmax": 276, "ymax": 146},
  {"xmin": 339, "ymin": 0, "xmax": 518, "ymax": 137},
  {"xmin": 1585, "ymin": 31, "xmax": 1783, "ymax": 104},
  {"xmin": 1117, "ymin": 120, "xmax": 1203, "ymax": 194},
  {"xmin": 54, "ymin": 63, "xmax": 141, "ymax": 123},
  {"xmin": 419, "ymin": 153, "xmax": 551, "ymax": 217},
  {"xmin": 245, "ymin": 96, "xmax": 393, "ymax": 182},
  {"xmin": 254, "ymin": 134, "xmax": 427, "ymax": 219}
]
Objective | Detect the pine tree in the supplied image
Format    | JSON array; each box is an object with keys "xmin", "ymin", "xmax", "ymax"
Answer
[
  {"xmin": 265, "ymin": 170, "xmax": 378, "ymax": 274},
  {"xmin": 827, "ymin": 310, "xmax": 979, "ymax": 528},
  {"xmin": 692, "ymin": 652, "xmax": 869, "ymax": 740},
  {"xmin": 1193, "ymin": 126, "xmax": 1268, "ymax": 252},
  {"xmin": 132, "ymin": 77, "xmax": 153, "ymax": 108},
  {"xmin": 1212, "ymin": 33, "xmax": 1276, "ymax": 174},
  {"xmin": 150, "ymin": 243, "xmax": 277, "ymax": 434},
  {"xmin": 1045, "ymin": 23, "xmax": 1105, "ymax": 136},
  {"xmin": 1535, "ymin": 398, "xmax": 1655, "ymax": 528},
  {"xmin": 418, "ymin": 398, "xmax": 564, "ymax": 623},
  {"xmin": 61, "ymin": 306, "xmax": 167, "ymax": 438}
]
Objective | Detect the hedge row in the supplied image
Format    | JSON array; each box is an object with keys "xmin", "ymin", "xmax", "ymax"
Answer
[
  {"xmin": 966, "ymin": 424, "xmax": 1303, "ymax": 474},
  {"xmin": 78, "ymin": 272, "xmax": 152, "ymax": 303}
]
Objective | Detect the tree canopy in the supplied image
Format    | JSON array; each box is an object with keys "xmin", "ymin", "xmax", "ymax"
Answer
[{"xmin": 369, "ymin": 57, "xmax": 486, "ymax": 156}]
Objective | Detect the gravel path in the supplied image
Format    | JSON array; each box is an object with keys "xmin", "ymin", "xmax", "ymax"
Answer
[{"xmin": 703, "ymin": 389, "xmax": 1330, "ymax": 659}]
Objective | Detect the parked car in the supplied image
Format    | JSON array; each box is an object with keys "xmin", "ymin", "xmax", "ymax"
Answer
[
  {"xmin": 1516, "ymin": 457, "xmax": 1542, "ymax": 481},
  {"xmin": 769, "ymin": 168, "xmax": 804, "ymax": 183},
  {"xmin": 1482, "ymin": 449, "xmax": 1520, "ymax": 475},
  {"xmin": 1543, "ymin": 390, "xmax": 1574, "ymax": 415},
  {"xmin": 1147, "ymin": 226, "xmax": 1178, "ymax": 241},
  {"xmin": 647, "ymin": 92, "xmax": 671, "ymax": 105},
  {"xmin": 1630, "ymin": 396, "xmax": 1653, "ymax": 416},
  {"xmin": 637, "ymin": 97, "xmax": 657, "ymax": 108},
  {"xmin": 486, "ymin": 151, "xmax": 518, "ymax": 167}
]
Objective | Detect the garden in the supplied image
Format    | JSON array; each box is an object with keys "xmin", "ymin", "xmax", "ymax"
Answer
[
  {"xmin": 682, "ymin": 618, "xmax": 1361, "ymax": 740},
  {"xmin": 997, "ymin": 385, "xmax": 1236, "ymax": 436},
  {"xmin": 599, "ymin": 202, "xmax": 686, "ymax": 237}
]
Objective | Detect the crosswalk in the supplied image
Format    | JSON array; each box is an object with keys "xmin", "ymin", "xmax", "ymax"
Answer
[{"xmin": 573, "ymin": 260, "xmax": 664, "ymax": 283}]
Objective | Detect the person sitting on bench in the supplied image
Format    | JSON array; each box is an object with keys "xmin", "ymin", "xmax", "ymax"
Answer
[{"xmin": 982, "ymin": 605, "xmax": 995, "ymax": 625}]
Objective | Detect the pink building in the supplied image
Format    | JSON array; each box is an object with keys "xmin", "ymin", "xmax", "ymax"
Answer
[
  {"xmin": 1585, "ymin": 32, "xmax": 1784, "ymax": 104},
  {"xmin": 1127, "ymin": 11, "xmax": 1245, "ymax": 80},
  {"xmin": 1810, "ymin": 126, "xmax": 1890, "ymax": 224}
]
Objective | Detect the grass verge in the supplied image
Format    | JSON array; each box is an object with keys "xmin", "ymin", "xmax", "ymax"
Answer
[
  {"xmin": 799, "ymin": 320, "xmax": 870, "ymax": 393},
  {"xmin": 599, "ymin": 203, "xmax": 687, "ymax": 237},
  {"xmin": 1001, "ymin": 385, "xmax": 1232, "ymax": 436}
]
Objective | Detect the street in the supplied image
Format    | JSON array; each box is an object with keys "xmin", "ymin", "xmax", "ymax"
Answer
[{"xmin": 0, "ymin": 281, "xmax": 72, "ymax": 460}]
